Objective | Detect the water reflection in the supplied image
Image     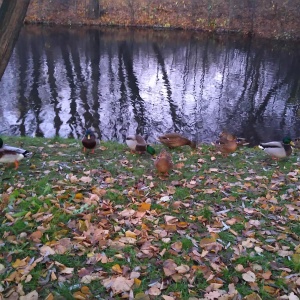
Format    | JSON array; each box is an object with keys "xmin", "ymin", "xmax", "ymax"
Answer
[{"xmin": 0, "ymin": 25, "xmax": 300, "ymax": 145}]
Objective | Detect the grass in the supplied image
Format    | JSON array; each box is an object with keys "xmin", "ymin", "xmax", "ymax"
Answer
[{"xmin": 0, "ymin": 135, "xmax": 300, "ymax": 299}]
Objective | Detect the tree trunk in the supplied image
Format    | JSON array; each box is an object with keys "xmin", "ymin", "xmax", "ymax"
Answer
[
  {"xmin": 87, "ymin": 0, "xmax": 99, "ymax": 19},
  {"xmin": 0, "ymin": 0, "xmax": 30, "ymax": 81}
]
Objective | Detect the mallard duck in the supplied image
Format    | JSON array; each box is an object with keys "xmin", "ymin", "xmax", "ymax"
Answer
[
  {"xmin": 259, "ymin": 137, "xmax": 294, "ymax": 159},
  {"xmin": 215, "ymin": 139, "xmax": 238, "ymax": 157},
  {"xmin": 82, "ymin": 129, "xmax": 97, "ymax": 153},
  {"xmin": 158, "ymin": 133, "xmax": 196, "ymax": 149},
  {"xmin": 219, "ymin": 131, "xmax": 249, "ymax": 147},
  {"xmin": 0, "ymin": 138, "xmax": 31, "ymax": 169},
  {"xmin": 219, "ymin": 131, "xmax": 236, "ymax": 142},
  {"xmin": 154, "ymin": 149, "xmax": 173, "ymax": 175},
  {"xmin": 126, "ymin": 135, "xmax": 156, "ymax": 155}
]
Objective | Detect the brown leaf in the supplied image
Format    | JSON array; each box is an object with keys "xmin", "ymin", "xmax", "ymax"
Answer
[
  {"xmin": 19, "ymin": 291, "xmax": 39, "ymax": 300},
  {"xmin": 175, "ymin": 264, "xmax": 190, "ymax": 274},
  {"xmin": 242, "ymin": 271, "xmax": 256, "ymax": 282},
  {"xmin": 171, "ymin": 241, "xmax": 182, "ymax": 252},
  {"xmin": 102, "ymin": 276, "xmax": 134, "ymax": 294},
  {"xmin": 261, "ymin": 270, "xmax": 272, "ymax": 280},
  {"xmin": 243, "ymin": 293, "xmax": 262, "ymax": 300},
  {"xmin": 29, "ymin": 230, "xmax": 43, "ymax": 242},
  {"xmin": 147, "ymin": 285, "xmax": 161, "ymax": 296},
  {"xmin": 263, "ymin": 285, "xmax": 277, "ymax": 294},
  {"xmin": 163, "ymin": 259, "xmax": 177, "ymax": 276},
  {"xmin": 79, "ymin": 176, "xmax": 92, "ymax": 183}
]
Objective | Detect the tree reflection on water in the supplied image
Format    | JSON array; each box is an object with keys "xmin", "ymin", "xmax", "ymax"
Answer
[{"xmin": 0, "ymin": 26, "xmax": 300, "ymax": 146}]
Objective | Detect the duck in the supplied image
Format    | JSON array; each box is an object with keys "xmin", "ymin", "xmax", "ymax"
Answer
[
  {"xmin": 154, "ymin": 149, "xmax": 173, "ymax": 175},
  {"xmin": 259, "ymin": 136, "xmax": 294, "ymax": 159},
  {"xmin": 126, "ymin": 135, "xmax": 156, "ymax": 155},
  {"xmin": 215, "ymin": 138, "xmax": 238, "ymax": 157},
  {"xmin": 157, "ymin": 133, "xmax": 196, "ymax": 149},
  {"xmin": 0, "ymin": 138, "xmax": 31, "ymax": 169},
  {"xmin": 293, "ymin": 137, "xmax": 300, "ymax": 149},
  {"xmin": 82, "ymin": 129, "xmax": 97, "ymax": 153},
  {"xmin": 219, "ymin": 131, "xmax": 236, "ymax": 142}
]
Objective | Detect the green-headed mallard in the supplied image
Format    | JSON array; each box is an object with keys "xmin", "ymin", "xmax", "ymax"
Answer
[
  {"xmin": 82, "ymin": 129, "xmax": 97, "ymax": 154},
  {"xmin": 154, "ymin": 149, "xmax": 173, "ymax": 175},
  {"xmin": 0, "ymin": 138, "xmax": 31, "ymax": 169},
  {"xmin": 126, "ymin": 135, "xmax": 155, "ymax": 155},
  {"xmin": 259, "ymin": 137, "xmax": 294, "ymax": 159},
  {"xmin": 158, "ymin": 133, "xmax": 196, "ymax": 149}
]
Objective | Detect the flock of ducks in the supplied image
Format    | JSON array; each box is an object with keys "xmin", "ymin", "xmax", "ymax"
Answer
[{"xmin": 0, "ymin": 131, "xmax": 297, "ymax": 175}]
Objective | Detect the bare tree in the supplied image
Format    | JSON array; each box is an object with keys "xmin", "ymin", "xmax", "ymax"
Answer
[
  {"xmin": 0, "ymin": 0, "xmax": 30, "ymax": 81},
  {"xmin": 87, "ymin": 0, "xmax": 99, "ymax": 19}
]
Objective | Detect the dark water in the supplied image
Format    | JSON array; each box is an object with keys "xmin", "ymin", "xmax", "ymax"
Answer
[{"xmin": 1, "ymin": 25, "xmax": 300, "ymax": 146}]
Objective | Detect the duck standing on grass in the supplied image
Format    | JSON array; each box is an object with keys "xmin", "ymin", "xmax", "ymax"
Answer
[
  {"xmin": 154, "ymin": 149, "xmax": 173, "ymax": 175},
  {"xmin": 259, "ymin": 137, "xmax": 294, "ymax": 159},
  {"xmin": 158, "ymin": 133, "xmax": 196, "ymax": 149},
  {"xmin": 126, "ymin": 135, "xmax": 156, "ymax": 155},
  {"xmin": 0, "ymin": 138, "xmax": 31, "ymax": 169},
  {"xmin": 82, "ymin": 129, "xmax": 97, "ymax": 154},
  {"xmin": 215, "ymin": 132, "xmax": 238, "ymax": 157}
]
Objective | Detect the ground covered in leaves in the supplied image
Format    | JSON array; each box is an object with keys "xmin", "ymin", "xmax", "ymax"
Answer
[{"xmin": 0, "ymin": 136, "xmax": 300, "ymax": 300}]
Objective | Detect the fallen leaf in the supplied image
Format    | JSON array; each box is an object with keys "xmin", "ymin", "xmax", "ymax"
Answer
[{"xmin": 242, "ymin": 271, "xmax": 256, "ymax": 282}]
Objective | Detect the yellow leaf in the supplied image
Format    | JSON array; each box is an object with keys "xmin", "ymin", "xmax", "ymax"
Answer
[
  {"xmin": 164, "ymin": 224, "xmax": 177, "ymax": 232},
  {"xmin": 200, "ymin": 237, "xmax": 216, "ymax": 247},
  {"xmin": 12, "ymin": 258, "xmax": 28, "ymax": 269},
  {"xmin": 73, "ymin": 291, "xmax": 86, "ymax": 300},
  {"xmin": 51, "ymin": 271, "xmax": 57, "ymax": 281},
  {"xmin": 134, "ymin": 292, "xmax": 150, "ymax": 300},
  {"xmin": 112, "ymin": 264, "xmax": 123, "ymax": 274},
  {"xmin": 45, "ymin": 293, "xmax": 54, "ymax": 300},
  {"xmin": 81, "ymin": 286, "xmax": 90, "ymax": 294},
  {"xmin": 5, "ymin": 213, "xmax": 15, "ymax": 222},
  {"xmin": 139, "ymin": 202, "xmax": 151, "ymax": 211},
  {"xmin": 125, "ymin": 231, "xmax": 137, "ymax": 238},
  {"xmin": 78, "ymin": 220, "xmax": 87, "ymax": 231},
  {"xmin": 133, "ymin": 278, "xmax": 141, "ymax": 287},
  {"xmin": 75, "ymin": 193, "xmax": 84, "ymax": 199},
  {"xmin": 292, "ymin": 253, "xmax": 300, "ymax": 264},
  {"xmin": 263, "ymin": 286, "xmax": 277, "ymax": 294},
  {"xmin": 177, "ymin": 221, "xmax": 188, "ymax": 228}
]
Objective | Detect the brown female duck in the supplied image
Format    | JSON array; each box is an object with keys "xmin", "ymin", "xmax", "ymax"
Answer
[{"xmin": 158, "ymin": 133, "xmax": 196, "ymax": 149}]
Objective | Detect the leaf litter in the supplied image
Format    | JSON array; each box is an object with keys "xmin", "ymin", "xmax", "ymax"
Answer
[{"xmin": 0, "ymin": 137, "xmax": 300, "ymax": 299}]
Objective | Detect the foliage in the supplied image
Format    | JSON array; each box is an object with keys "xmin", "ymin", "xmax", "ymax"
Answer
[
  {"xmin": 0, "ymin": 136, "xmax": 300, "ymax": 299},
  {"xmin": 24, "ymin": 0, "xmax": 300, "ymax": 40}
]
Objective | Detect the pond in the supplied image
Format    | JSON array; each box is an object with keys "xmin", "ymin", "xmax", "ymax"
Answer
[{"xmin": 1, "ymin": 25, "xmax": 300, "ymax": 146}]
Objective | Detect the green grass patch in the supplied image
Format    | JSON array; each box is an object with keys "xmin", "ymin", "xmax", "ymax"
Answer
[{"xmin": 0, "ymin": 135, "xmax": 299, "ymax": 299}]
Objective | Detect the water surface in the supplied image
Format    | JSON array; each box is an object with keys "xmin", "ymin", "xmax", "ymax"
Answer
[{"xmin": 1, "ymin": 25, "xmax": 300, "ymax": 145}]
